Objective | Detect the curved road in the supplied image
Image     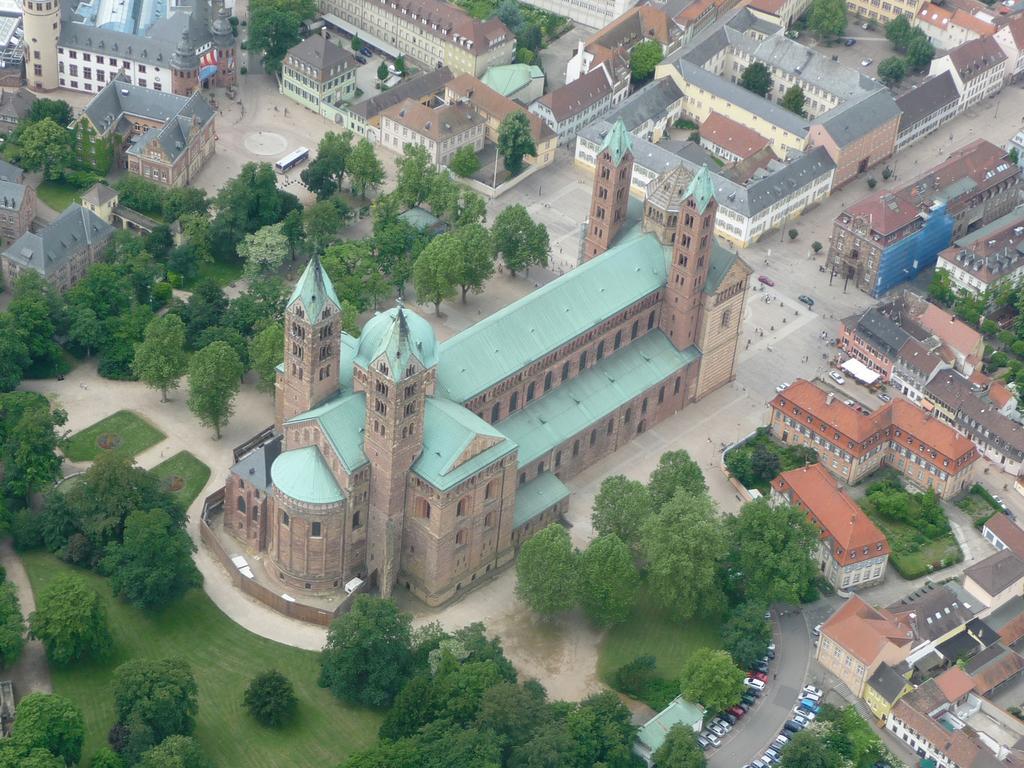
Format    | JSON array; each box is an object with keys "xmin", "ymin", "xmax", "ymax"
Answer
[{"xmin": 709, "ymin": 610, "xmax": 811, "ymax": 767}]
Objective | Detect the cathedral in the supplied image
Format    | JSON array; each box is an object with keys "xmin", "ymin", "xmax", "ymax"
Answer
[{"xmin": 221, "ymin": 121, "xmax": 752, "ymax": 606}]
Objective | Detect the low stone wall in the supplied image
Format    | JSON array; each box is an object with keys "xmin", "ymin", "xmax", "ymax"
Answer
[{"xmin": 199, "ymin": 489, "xmax": 357, "ymax": 627}]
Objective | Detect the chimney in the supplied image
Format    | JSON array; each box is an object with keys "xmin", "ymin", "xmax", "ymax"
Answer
[{"xmin": 826, "ymin": 392, "xmax": 835, "ymax": 405}]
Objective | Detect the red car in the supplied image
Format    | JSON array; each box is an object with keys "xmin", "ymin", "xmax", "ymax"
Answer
[
  {"xmin": 758, "ymin": 275, "xmax": 775, "ymax": 286},
  {"xmin": 752, "ymin": 671, "xmax": 769, "ymax": 683},
  {"xmin": 729, "ymin": 706, "xmax": 745, "ymax": 718}
]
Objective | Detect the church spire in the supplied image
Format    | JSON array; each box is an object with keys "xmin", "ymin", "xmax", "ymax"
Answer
[{"xmin": 287, "ymin": 254, "xmax": 341, "ymax": 323}]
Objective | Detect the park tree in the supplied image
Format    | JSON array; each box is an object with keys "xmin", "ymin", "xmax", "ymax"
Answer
[
  {"xmin": 114, "ymin": 176, "xmax": 165, "ymax": 217},
  {"xmin": 11, "ymin": 693, "xmax": 84, "ymax": 765},
  {"xmin": 808, "ymin": 0, "xmax": 847, "ymax": 40},
  {"xmin": 413, "ymin": 233, "xmax": 461, "ymax": 315},
  {"xmin": 6, "ymin": 403, "xmax": 66, "ymax": 501},
  {"xmin": 577, "ymin": 534, "xmax": 639, "ymax": 627},
  {"xmin": 728, "ymin": 498, "xmax": 819, "ymax": 604},
  {"xmin": 377, "ymin": 61, "xmax": 389, "ymax": 84},
  {"xmin": 395, "ymin": 144, "xmax": 435, "ymax": 208},
  {"xmin": 929, "ymin": 269, "xmax": 957, "ymax": 305},
  {"xmin": 113, "ymin": 658, "xmax": 199, "ymax": 745},
  {"xmin": 133, "ymin": 314, "xmax": 188, "ymax": 402},
  {"xmin": 679, "ymin": 648, "xmax": 746, "ymax": 714},
  {"xmin": 497, "ymin": 111, "xmax": 537, "ymax": 175},
  {"xmin": 648, "ymin": 449, "xmax": 708, "ymax": 509},
  {"xmin": 161, "ymin": 186, "xmax": 208, "ymax": 222},
  {"xmin": 26, "ymin": 98, "xmax": 73, "ymax": 127},
  {"xmin": 515, "ymin": 523, "xmax": 578, "ymax": 616},
  {"xmin": 317, "ymin": 130, "xmax": 355, "ymax": 187},
  {"xmin": 493, "ymin": 204, "xmax": 549, "ymax": 276},
  {"xmin": 247, "ymin": 0, "xmax": 316, "ymax": 73},
  {"xmin": 348, "ymin": 138, "xmax": 386, "ymax": 198},
  {"xmin": 739, "ymin": 62, "xmax": 773, "ymax": 96},
  {"xmin": 249, "ymin": 323, "xmax": 284, "ymax": 393},
  {"xmin": 179, "ymin": 214, "xmax": 213, "ymax": 264},
  {"xmin": 0, "ymin": 582, "xmax": 24, "ymax": 668},
  {"xmin": 592, "ymin": 475, "xmax": 652, "ymax": 545},
  {"xmin": 300, "ymin": 157, "xmax": 340, "ymax": 200},
  {"xmin": 0, "ymin": 314, "xmax": 29, "ymax": 392},
  {"xmin": 497, "ymin": 0, "xmax": 523, "ymax": 30},
  {"xmin": 319, "ymin": 596, "xmax": 414, "ymax": 707},
  {"xmin": 239, "ymin": 222, "xmax": 289, "ymax": 279},
  {"xmin": 322, "ymin": 240, "xmax": 390, "ymax": 311},
  {"xmin": 281, "ymin": 208, "xmax": 306, "ymax": 259},
  {"xmin": 450, "ymin": 145, "xmax": 481, "ymax": 178},
  {"xmin": 885, "ymin": 14, "xmax": 912, "ymax": 50},
  {"xmin": 425, "ymin": 171, "xmax": 460, "ymax": 221},
  {"xmin": 640, "ymin": 489, "xmax": 726, "ymax": 619},
  {"xmin": 244, "ymin": 670, "xmax": 297, "ymax": 727},
  {"xmin": 303, "ymin": 200, "xmax": 345, "ymax": 255},
  {"xmin": 187, "ymin": 341, "xmax": 244, "ymax": 439},
  {"xmin": 878, "ymin": 56, "xmax": 907, "ymax": 85},
  {"xmin": 138, "ymin": 736, "xmax": 212, "ymax": 768},
  {"xmin": 452, "ymin": 223, "xmax": 495, "ymax": 300},
  {"xmin": 780, "ymin": 85, "xmax": 806, "ymax": 116},
  {"xmin": 906, "ymin": 34, "xmax": 935, "ymax": 71},
  {"xmin": 630, "ymin": 40, "xmax": 664, "ymax": 83},
  {"xmin": 211, "ymin": 162, "xmax": 300, "ymax": 260},
  {"xmin": 17, "ymin": 118, "xmax": 73, "ymax": 180},
  {"xmin": 29, "ymin": 574, "xmax": 111, "ymax": 664},
  {"xmin": 779, "ymin": 730, "xmax": 835, "ymax": 768},
  {"xmin": 103, "ymin": 509, "xmax": 201, "ymax": 610},
  {"xmin": 652, "ymin": 724, "xmax": 706, "ymax": 768},
  {"xmin": 721, "ymin": 601, "xmax": 772, "ymax": 669},
  {"xmin": 9, "ymin": 272, "xmax": 62, "ymax": 374},
  {"xmin": 67, "ymin": 306, "xmax": 103, "ymax": 358},
  {"xmin": 89, "ymin": 748, "xmax": 125, "ymax": 768}
]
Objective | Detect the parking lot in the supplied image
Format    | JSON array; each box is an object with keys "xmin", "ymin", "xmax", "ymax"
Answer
[{"xmin": 801, "ymin": 26, "xmax": 932, "ymax": 96}]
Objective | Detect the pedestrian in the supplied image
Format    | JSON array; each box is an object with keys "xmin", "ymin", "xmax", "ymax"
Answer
[{"xmin": 774, "ymin": 673, "xmax": 777, "ymax": 680}]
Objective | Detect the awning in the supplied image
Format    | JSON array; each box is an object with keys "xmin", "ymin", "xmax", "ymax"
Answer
[
  {"xmin": 841, "ymin": 358, "xmax": 880, "ymax": 385},
  {"xmin": 321, "ymin": 14, "xmax": 403, "ymax": 59}
]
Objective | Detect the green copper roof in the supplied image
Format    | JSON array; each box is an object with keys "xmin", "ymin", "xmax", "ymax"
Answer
[
  {"xmin": 704, "ymin": 240, "xmax": 742, "ymax": 296},
  {"xmin": 637, "ymin": 696, "xmax": 705, "ymax": 755},
  {"xmin": 498, "ymin": 331, "xmax": 700, "ymax": 468},
  {"xmin": 270, "ymin": 445, "xmax": 346, "ymax": 504},
  {"xmin": 287, "ymin": 392, "xmax": 369, "ymax": 473},
  {"xmin": 354, "ymin": 306, "xmax": 439, "ymax": 381},
  {"xmin": 599, "ymin": 119, "xmax": 633, "ymax": 166},
  {"xmin": 513, "ymin": 472, "xmax": 570, "ymax": 529},
  {"xmin": 398, "ymin": 206, "xmax": 442, "ymax": 232},
  {"xmin": 686, "ymin": 166, "xmax": 716, "ymax": 214},
  {"xmin": 413, "ymin": 398, "xmax": 516, "ymax": 491},
  {"xmin": 480, "ymin": 63, "xmax": 543, "ymax": 97},
  {"xmin": 288, "ymin": 256, "xmax": 341, "ymax": 323},
  {"xmin": 437, "ymin": 233, "xmax": 667, "ymax": 403}
]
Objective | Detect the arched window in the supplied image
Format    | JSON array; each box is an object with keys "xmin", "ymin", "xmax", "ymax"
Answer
[
  {"xmin": 509, "ymin": 392, "xmax": 519, "ymax": 412},
  {"xmin": 527, "ymin": 382, "xmax": 536, "ymax": 402},
  {"xmin": 647, "ymin": 311, "xmax": 656, "ymax": 330},
  {"xmin": 614, "ymin": 331, "xmax": 622, "ymax": 350},
  {"xmin": 455, "ymin": 529, "xmax": 467, "ymax": 546},
  {"xmin": 572, "ymin": 440, "xmax": 580, "ymax": 458},
  {"xmin": 631, "ymin": 320, "xmax": 639, "ymax": 339},
  {"xmin": 625, "ymin": 408, "xmax": 632, "ymax": 423},
  {"xmin": 721, "ymin": 308, "xmax": 732, "ymax": 327},
  {"xmin": 485, "ymin": 479, "xmax": 498, "ymax": 499},
  {"xmin": 417, "ymin": 498, "xmax": 432, "ymax": 519},
  {"xmin": 237, "ymin": 497, "xmax": 246, "ymax": 513},
  {"xmin": 456, "ymin": 498, "xmax": 467, "ymax": 517},
  {"xmin": 596, "ymin": 341, "xmax": 605, "ymax": 361},
  {"xmin": 579, "ymin": 351, "xmax": 588, "ymax": 372},
  {"xmin": 561, "ymin": 361, "xmax": 570, "ymax": 382},
  {"xmin": 544, "ymin": 371, "xmax": 553, "ymax": 392}
]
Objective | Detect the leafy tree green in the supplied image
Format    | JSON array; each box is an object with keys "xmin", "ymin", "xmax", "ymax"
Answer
[
  {"xmin": 301, "ymin": 132, "xmax": 354, "ymax": 200},
  {"xmin": 721, "ymin": 601, "xmax": 771, "ymax": 669},
  {"xmin": 652, "ymin": 724, "xmax": 706, "ymax": 768},
  {"xmin": 492, "ymin": 204, "xmax": 549, "ymax": 276},
  {"xmin": 303, "ymin": 200, "xmax": 344, "ymax": 255},
  {"xmin": 885, "ymin": 15, "xmax": 913, "ymax": 50},
  {"xmin": 727, "ymin": 498, "xmax": 818, "ymax": 604},
  {"xmin": 518, "ymin": 23, "xmax": 542, "ymax": 53},
  {"xmin": 450, "ymin": 145, "xmax": 481, "ymax": 178},
  {"xmin": 475, "ymin": 680, "xmax": 547, "ymax": 751},
  {"xmin": 0, "ymin": 745, "xmax": 63, "ymax": 768},
  {"xmin": 89, "ymin": 747, "xmax": 125, "ymax": 768},
  {"xmin": 281, "ymin": 208, "xmax": 306, "ymax": 259},
  {"xmin": 929, "ymin": 269, "xmax": 957, "ymax": 305},
  {"xmin": 648, "ymin": 449, "xmax": 708, "ymax": 509},
  {"xmin": 348, "ymin": 139, "xmax": 386, "ymax": 198},
  {"xmin": 4, "ymin": 400, "xmax": 66, "ymax": 501},
  {"xmin": 17, "ymin": 118, "xmax": 73, "ymax": 180},
  {"xmin": 11, "ymin": 692, "xmax": 84, "ymax": 765},
  {"xmin": 566, "ymin": 691, "xmax": 638, "ymax": 768},
  {"xmin": 779, "ymin": 729, "xmax": 834, "ymax": 768},
  {"xmin": 641, "ymin": 489, "xmax": 726, "ymax": 619},
  {"xmin": 1011, "ymin": 147, "xmax": 1019, "ymax": 165},
  {"xmin": 452, "ymin": 223, "xmax": 495, "ymax": 300},
  {"xmin": 322, "ymin": 240, "xmax": 390, "ymax": 311},
  {"xmin": 497, "ymin": 111, "xmax": 537, "ymax": 175},
  {"xmin": 0, "ymin": 314, "xmax": 29, "ymax": 391},
  {"xmin": 780, "ymin": 85, "xmax": 806, "ymax": 116},
  {"xmin": 395, "ymin": 144, "xmax": 435, "ymax": 208},
  {"xmin": 8, "ymin": 272, "xmax": 62, "ymax": 375},
  {"xmin": 906, "ymin": 34, "xmax": 935, "ymax": 71},
  {"xmin": 515, "ymin": 523, "xmax": 578, "ymax": 616},
  {"xmin": 161, "ymin": 186, "xmax": 208, "ymax": 222},
  {"xmin": 497, "ymin": 0, "xmax": 523, "ymax": 31},
  {"xmin": 878, "ymin": 56, "xmax": 907, "ymax": 85},
  {"xmin": 592, "ymin": 475, "xmax": 652, "ymax": 544},
  {"xmin": 243, "ymin": 670, "xmax": 297, "ymax": 727},
  {"xmin": 0, "ymin": 582, "xmax": 24, "ymax": 667},
  {"xmin": 133, "ymin": 314, "xmax": 188, "ymax": 402},
  {"xmin": 630, "ymin": 40, "xmax": 664, "ymax": 83},
  {"xmin": 808, "ymin": 0, "xmax": 846, "ymax": 40},
  {"xmin": 739, "ymin": 62, "xmax": 773, "ymax": 96},
  {"xmin": 187, "ymin": 341, "xmax": 244, "ymax": 439},
  {"xmin": 247, "ymin": 0, "xmax": 316, "ymax": 73},
  {"xmin": 114, "ymin": 176, "xmax": 164, "ymax": 217},
  {"xmin": 578, "ymin": 534, "xmax": 639, "ymax": 627},
  {"xmin": 299, "ymin": 157, "xmax": 340, "ymax": 200},
  {"xmin": 103, "ymin": 509, "xmax": 201, "ymax": 610},
  {"xmin": 179, "ymin": 214, "xmax": 213, "ymax": 264},
  {"xmin": 750, "ymin": 443, "xmax": 781, "ymax": 483},
  {"xmin": 377, "ymin": 61, "xmax": 389, "ymax": 83},
  {"xmin": 249, "ymin": 323, "xmax": 284, "ymax": 393},
  {"xmin": 210, "ymin": 162, "xmax": 300, "ymax": 260},
  {"xmin": 239, "ymin": 222, "xmax": 289, "ymax": 279},
  {"xmin": 66, "ymin": 305, "xmax": 103, "ymax": 357},
  {"xmin": 29, "ymin": 573, "xmax": 111, "ymax": 664},
  {"xmin": 319, "ymin": 596, "xmax": 413, "ymax": 707},
  {"xmin": 113, "ymin": 658, "xmax": 199, "ymax": 744},
  {"xmin": 26, "ymin": 98, "xmax": 73, "ymax": 127},
  {"xmin": 137, "ymin": 736, "xmax": 211, "ymax": 768},
  {"xmin": 413, "ymin": 233, "xmax": 461, "ymax": 315},
  {"xmin": 679, "ymin": 648, "xmax": 746, "ymax": 714}
]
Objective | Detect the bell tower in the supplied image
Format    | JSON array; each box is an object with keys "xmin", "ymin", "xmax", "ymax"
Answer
[
  {"xmin": 354, "ymin": 305, "xmax": 437, "ymax": 598},
  {"xmin": 660, "ymin": 167, "xmax": 718, "ymax": 350},
  {"xmin": 276, "ymin": 256, "xmax": 341, "ymax": 428},
  {"xmin": 583, "ymin": 120, "xmax": 633, "ymax": 261},
  {"xmin": 170, "ymin": 29, "xmax": 200, "ymax": 97}
]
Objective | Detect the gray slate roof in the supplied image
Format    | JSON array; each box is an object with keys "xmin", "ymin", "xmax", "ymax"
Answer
[
  {"xmin": 604, "ymin": 77, "xmax": 683, "ymax": 133},
  {"xmin": 852, "ymin": 306, "xmax": 911, "ymax": 357},
  {"xmin": 348, "ymin": 67, "xmax": 454, "ymax": 120},
  {"xmin": 0, "ymin": 159, "xmax": 24, "ymax": 183},
  {"xmin": 815, "ymin": 88, "xmax": 902, "ymax": 149},
  {"xmin": 286, "ymin": 34, "xmax": 357, "ymax": 74},
  {"xmin": 0, "ymin": 179, "xmax": 28, "ymax": 213},
  {"xmin": 3, "ymin": 204, "xmax": 114, "ymax": 276},
  {"xmin": 896, "ymin": 72, "xmax": 960, "ymax": 131},
  {"xmin": 866, "ymin": 662, "xmax": 908, "ymax": 703},
  {"xmin": 231, "ymin": 434, "xmax": 283, "ymax": 492}
]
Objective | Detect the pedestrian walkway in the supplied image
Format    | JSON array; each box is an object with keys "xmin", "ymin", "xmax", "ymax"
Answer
[{"xmin": 0, "ymin": 540, "xmax": 51, "ymax": 701}]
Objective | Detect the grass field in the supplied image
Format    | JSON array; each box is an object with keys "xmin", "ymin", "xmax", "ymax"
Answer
[
  {"xmin": 868, "ymin": 516, "xmax": 962, "ymax": 579},
  {"xmin": 62, "ymin": 410, "xmax": 166, "ymax": 462},
  {"xmin": 150, "ymin": 451, "xmax": 211, "ymax": 508},
  {"xmin": 36, "ymin": 179, "xmax": 88, "ymax": 213},
  {"xmin": 183, "ymin": 257, "xmax": 244, "ymax": 289},
  {"xmin": 23, "ymin": 553, "xmax": 382, "ymax": 768},
  {"xmin": 597, "ymin": 587, "xmax": 722, "ymax": 685}
]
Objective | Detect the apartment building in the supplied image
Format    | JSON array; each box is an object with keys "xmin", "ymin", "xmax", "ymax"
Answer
[
  {"xmin": 930, "ymin": 36, "xmax": 1007, "ymax": 113},
  {"xmin": 770, "ymin": 463, "xmax": 890, "ymax": 590},
  {"xmin": 0, "ymin": 177, "xmax": 35, "ymax": 248},
  {"xmin": 379, "ymin": 98, "xmax": 485, "ymax": 167},
  {"xmin": 770, "ymin": 379, "xmax": 978, "ymax": 498},
  {"xmin": 915, "ymin": 3, "xmax": 994, "ymax": 51},
  {"xmin": 338, "ymin": 67, "xmax": 453, "ymax": 141},
  {"xmin": 317, "ymin": 0, "xmax": 514, "ymax": 78},
  {"xmin": 994, "ymin": 16, "xmax": 1024, "ymax": 82},
  {"xmin": 518, "ymin": 0, "xmax": 637, "ymax": 29},
  {"xmin": 699, "ymin": 111, "xmax": 771, "ymax": 163},
  {"xmin": 529, "ymin": 64, "xmax": 614, "ymax": 145},
  {"xmin": 280, "ymin": 34, "xmax": 358, "ymax": 119},
  {"xmin": 844, "ymin": 0, "xmax": 923, "ymax": 24},
  {"xmin": 894, "ymin": 72, "xmax": 960, "ymax": 152},
  {"xmin": 936, "ymin": 206, "xmax": 1024, "ymax": 296},
  {"xmin": 983, "ymin": 513, "xmax": 1024, "ymax": 559}
]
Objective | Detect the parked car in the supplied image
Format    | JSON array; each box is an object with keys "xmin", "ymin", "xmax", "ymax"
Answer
[
  {"xmin": 705, "ymin": 732, "xmax": 721, "ymax": 747},
  {"xmin": 861, "ymin": 57, "xmax": 873, "ymax": 66},
  {"xmin": 752, "ymin": 671, "xmax": 769, "ymax": 683},
  {"xmin": 709, "ymin": 723, "xmax": 726, "ymax": 737},
  {"xmin": 765, "ymin": 748, "xmax": 780, "ymax": 761},
  {"xmin": 758, "ymin": 275, "xmax": 776, "ymax": 286},
  {"xmin": 878, "ymin": 392, "xmax": 891, "ymax": 402},
  {"xmin": 355, "ymin": 55, "xmax": 367, "ymax": 65},
  {"xmin": 802, "ymin": 691, "xmax": 821, "ymax": 703},
  {"xmin": 697, "ymin": 736, "xmax": 710, "ymax": 750},
  {"xmin": 753, "ymin": 661, "xmax": 769, "ymax": 673},
  {"xmin": 812, "ymin": 623, "xmax": 822, "ymax": 637},
  {"xmin": 793, "ymin": 714, "xmax": 810, "ymax": 727},
  {"xmin": 844, "ymin": 37, "xmax": 856, "ymax": 45},
  {"xmin": 768, "ymin": 641, "xmax": 776, "ymax": 652},
  {"xmin": 803, "ymin": 685, "xmax": 823, "ymax": 697},
  {"xmin": 745, "ymin": 677, "xmax": 766, "ymax": 690},
  {"xmin": 783, "ymin": 720, "xmax": 804, "ymax": 733},
  {"xmin": 776, "ymin": 382, "xmax": 790, "ymax": 393},
  {"xmin": 360, "ymin": 46, "xmax": 373, "ymax": 56},
  {"xmin": 721, "ymin": 712, "xmax": 738, "ymax": 725},
  {"xmin": 797, "ymin": 708, "xmax": 817, "ymax": 721},
  {"xmin": 798, "ymin": 294, "xmax": 814, "ymax": 307},
  {"xmin": 828, "ymin": 370, "xmax": 845, "ymax": 385},
  {"xmin": 712, "ymin": 717, "xmax": 731, "ymax": 732},
  {"xmin": 729, "ymin": 706, "xmax": 745, "ymax": 718},
  {"xmin": 745, "ymin": 686, "xmax": 762, "ymax": 698},
  {"xmin": 775, "ymin": 734, "xmax": 789, "ymax": 746}
]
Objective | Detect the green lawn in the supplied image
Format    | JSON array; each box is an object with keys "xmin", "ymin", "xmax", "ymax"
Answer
[
  {"xmin": 868, "ymin": 515, "xmax": 962, "ymax": 579},
  {"xmin": 598, "ymin": 587, "xmax": 722, "ymax": 685},
  {"xmin": 36, "ymin": 179, "xmax": 88, "ymax": 212},
  {"xmin": 150, "ymin": 451, "xmax": 211, "ymax": 508},
  {"xmin": 23, "ymin": 553, "xmax": 381, "ymax": 768},
  {"xmin": 183, "ymin": 257, "xmax": 244, "ymax": 289},
  {"xmin": 957, "ymin": 484, "xmax": 1002, "ymax": 528},
  {"xmin": 62, "ymin": 410, "xmax": 166, "ymax": 462}
]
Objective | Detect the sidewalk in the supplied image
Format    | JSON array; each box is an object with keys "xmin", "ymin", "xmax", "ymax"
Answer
[{"xmin": 0, "ymin": 540, "xmax": 52, "ymax": 701}]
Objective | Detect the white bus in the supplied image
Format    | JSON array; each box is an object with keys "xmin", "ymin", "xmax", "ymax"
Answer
[{"xmin": 275, "ymin": 147, "xmax": 310, "ymax": 173}]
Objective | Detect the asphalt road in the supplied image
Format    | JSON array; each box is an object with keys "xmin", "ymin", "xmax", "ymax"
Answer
[{"xmin": 709, "ymin": 610, "xmax": 811, "ymax": 767}]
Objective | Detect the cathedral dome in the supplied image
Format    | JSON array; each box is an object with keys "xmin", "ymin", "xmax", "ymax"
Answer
[{"xmin": 355, "ymin": 305, "xmax": 438, "ymax": 380}]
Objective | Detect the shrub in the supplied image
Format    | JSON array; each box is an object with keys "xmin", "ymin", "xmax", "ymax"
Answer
[
  {"xmin": 788, "ymin": 228, "xmax": 798, "ymax": 240},
  {"xmin": 240, "ymin": 66, "xmax": 248, "ymax": 75},
  {"xmin": 243, "ymin": 670, "xmax": 297, "ymax": 727},
  {"xmin": 152, "ymin": 282, "xmax": 173, "ymax": 307},
  {"xmin": 867, "ymin": 177, "xmax": 877, "ymax": 188},
  {"xmin": 11, "ymin": 508, "xmax": 44, "ymax": 551},
  {"xmin": 673, "ymin": 118, "xmax": 697, "ymax": 130},
  {"xmin": 882, "ymin": 166, "xmax": 894, "ymax": 180},
  {"xmin": 812, "ymin": 241, "xmax": 823, "ymax": 253}
]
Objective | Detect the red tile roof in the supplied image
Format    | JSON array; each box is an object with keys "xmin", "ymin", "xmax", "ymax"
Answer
[
  {"xmin": 914, "ymin": 301, "xmax": 983, "ymax": 359},
  {"xmin": 990, "ymin": 381, "xmax": 1015, "ymax": 408},
  {"xmin": 935, "ymin": 666, "xmax": 976, "ymax": 702},
  {"xmin": 984, "ymin": 513, "xmax": 1024, "ymax": 559},
  {"xmin": 445, "ymin": 74, "xmax": 555, "ymax": 144},
  {"xmin": 820, "ymin": 594, "xmax": 914, "ymax": 665},
  {"xmin": 700, "ymin": 111, "xmax": 771, "ymax": 160},
  {"xmin": 846, "ymin": 192, "xmax": 923, "ymax": 237},
  {"xmin": 952, "ymin": 9, "xmax": 996, "ymax": 35},
  {"xmin": 772, "ymin": 464, "xmax": 889, "ymax": 567}
]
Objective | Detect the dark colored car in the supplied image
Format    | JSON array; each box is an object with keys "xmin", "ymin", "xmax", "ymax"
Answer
[
  {"xmin": 721, "ymin": 712, "xmax": 738, "ymax": 725},
  {"xmin": 798, "ymin": 294, "xmax": 815, "ymax": 307},
  {"xmin": 355, "ymin": 55, "xmax": 367, "ymax": 65},
  {"xmin": 729, "ymin": 706, "xmax": 745, "ymax": 718},
  {"xmin": 783, "ymin": 720, "xmax": 804, "ymax": 733},
  {"xmin": 753, "ymin": 661, "xmax": 769, "ymax": 673},
  {"xmin": 758, "ymin": 275, "xmax": 775, "ymax": 286},
  {"xmin": 360, "ymin": 47, "xmax": 373, "ymax": 56},
  {"xmin": 844, "ymin": 37, "xmax": 856, "ymax": 45}
]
